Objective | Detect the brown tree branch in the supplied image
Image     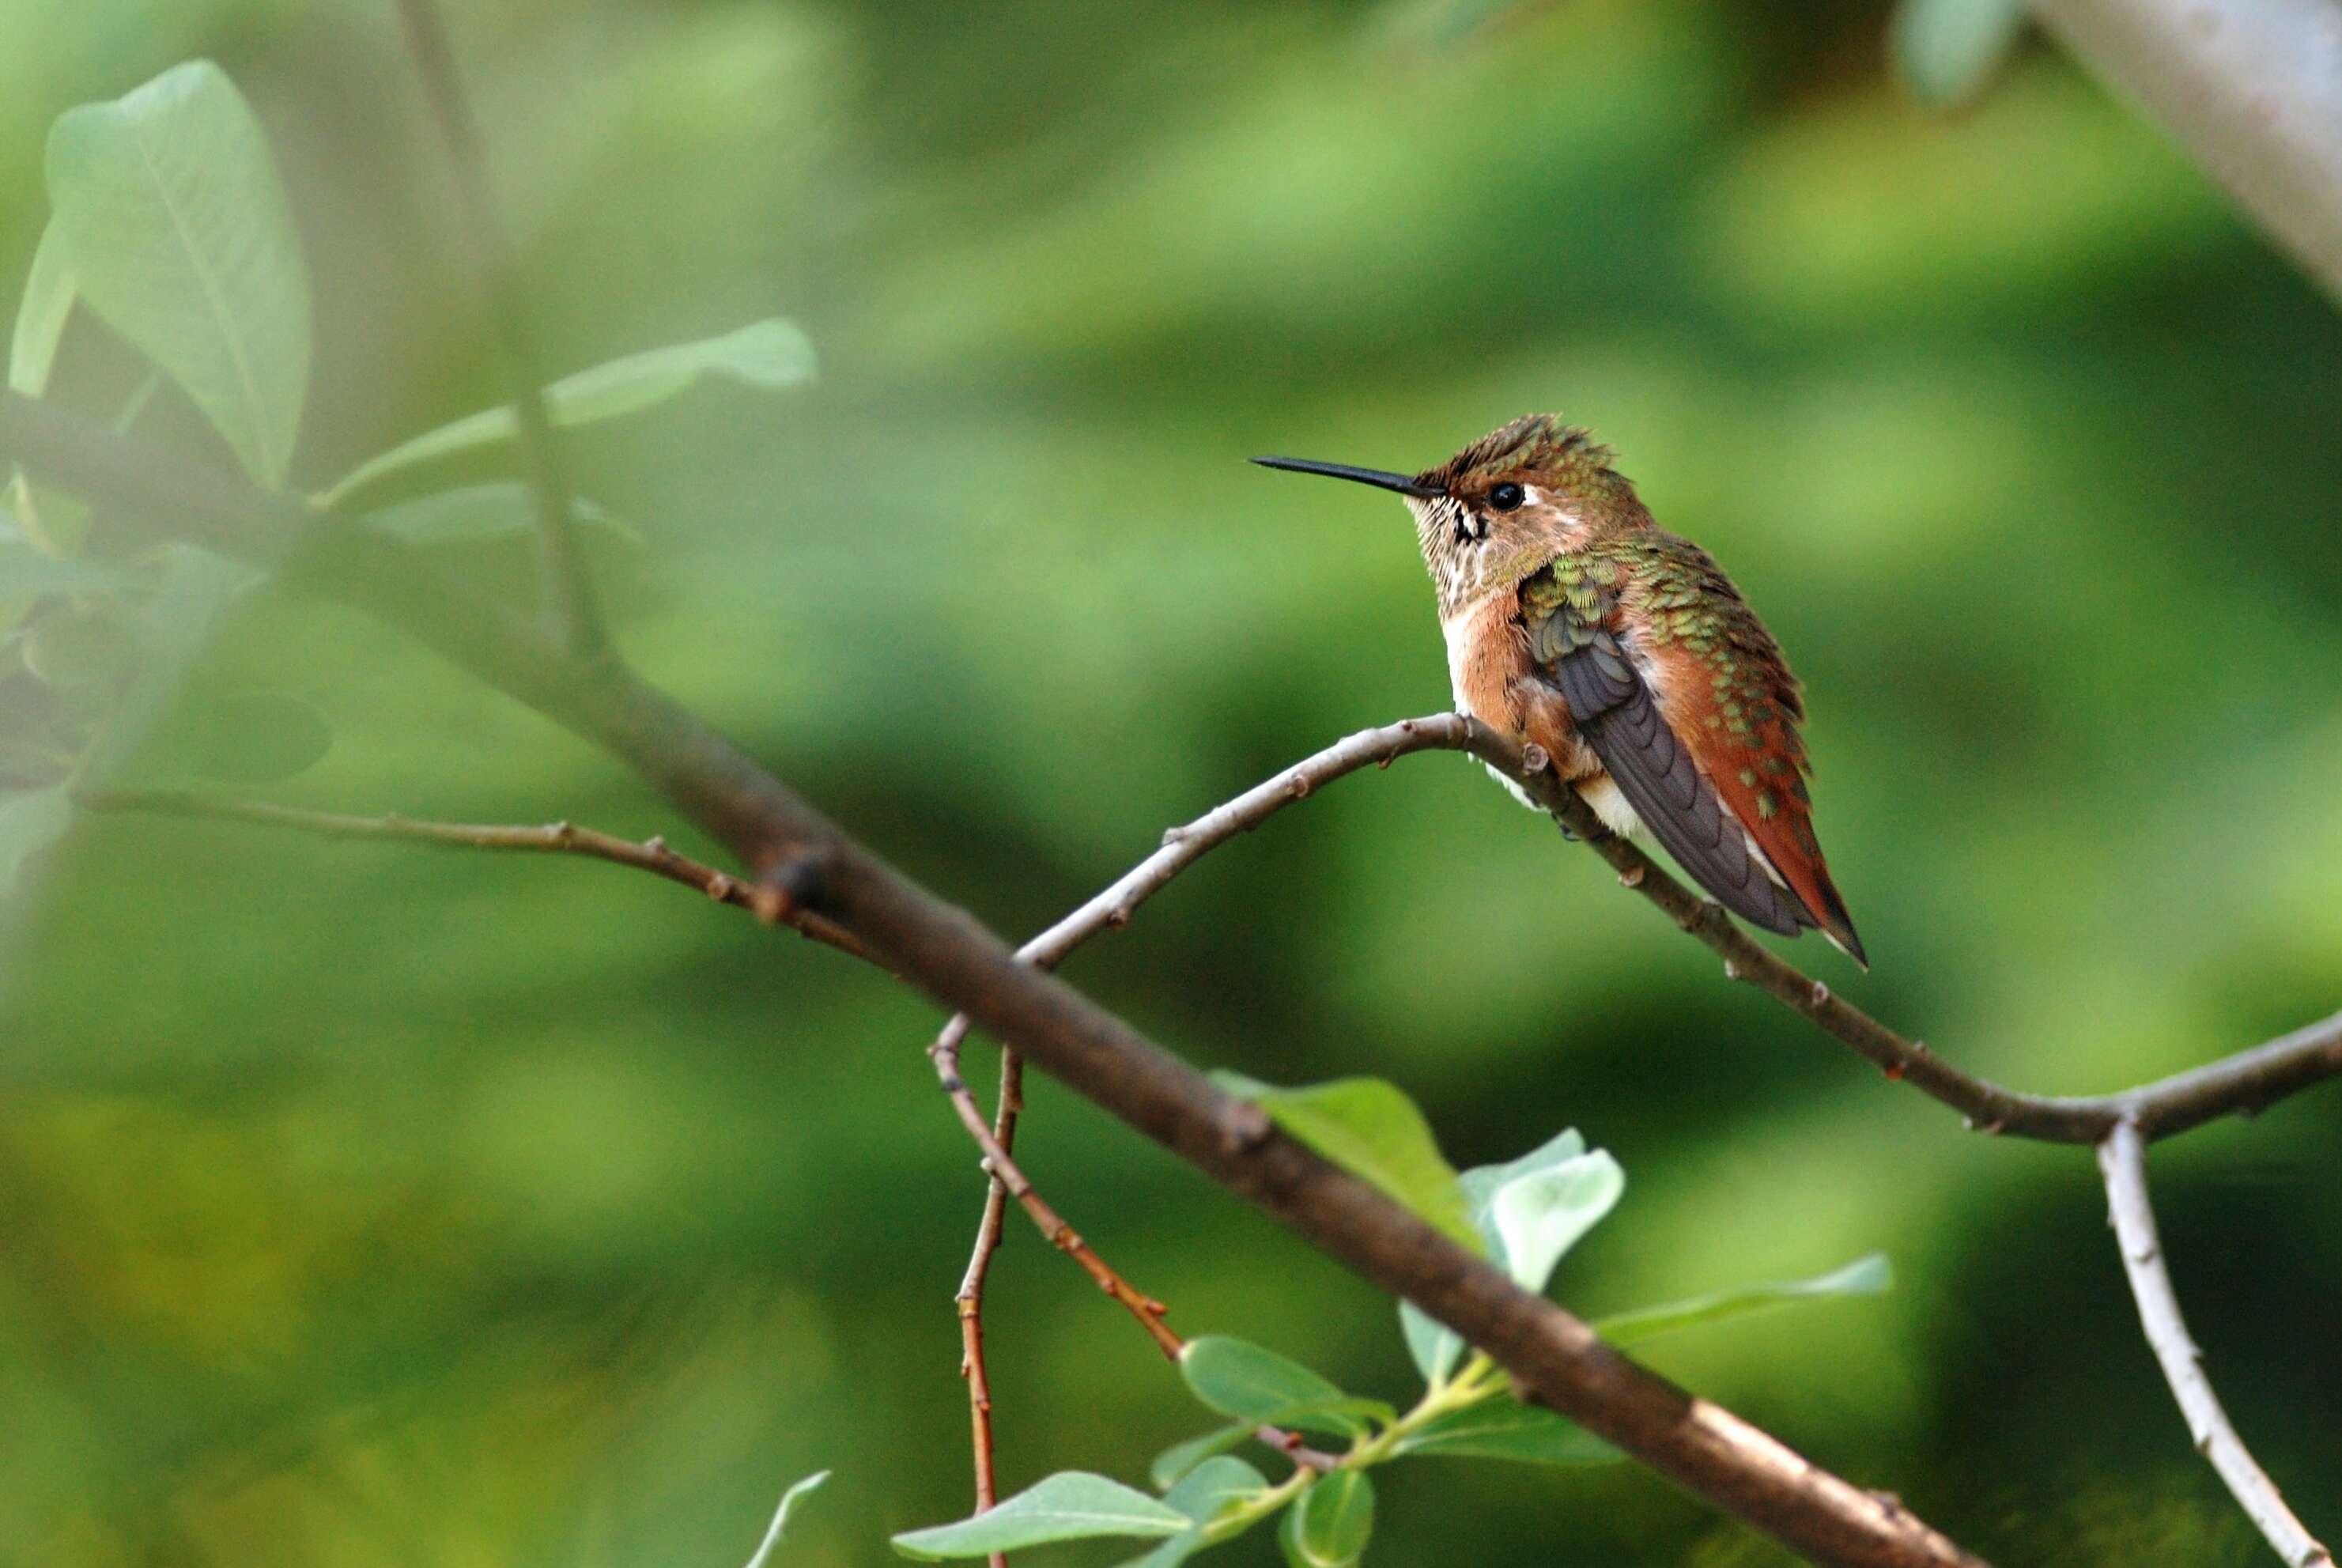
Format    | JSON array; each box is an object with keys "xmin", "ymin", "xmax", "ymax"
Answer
[
  {"xmin": 391, "ymin": 0, "xmax": 604, "ymax": 653},
  {"xmin": 2097, "ymin": 1120, "xmax": 2335, "ymax": 1568},
  {"xmin": 0, "ymin": 389, "xmax": 1983, "ymax": 1568},
  {"xmin": 72, "ymin": 787, "xmax": 871, "ymax": 961}
]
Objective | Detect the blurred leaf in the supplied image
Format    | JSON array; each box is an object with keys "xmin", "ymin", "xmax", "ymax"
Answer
[
  {"xmin": 323, "ymin": 317, "xmax": 816, "ymax": 506},
  {"xmin": 164, "ymin": 690, "xmax": 334, "ymax": 785},
  {"xmin": 1387, "ymin": 1400, "xmax": 1619, "ymax": 1466},
  {"xmin": 22, "ymin": 609, "xmax": 134, "ymax": 690},
  {"xmin": 1596, "ymin": 1253, "xmax": 1894, "ymax": 1346},
  {"xmin": 892, "ymin": 1472, "xmax": 1189, "ymax": 1559},
  {"xmin": 47, "ymin": 61, "xmax": 311, "ymax": 487},
  {"xmin": 9, "ymin": 221, "xmax": 76, "ymax": 396},
  {"xmin": 0, "ymin": 549, "xmax": 130, "ymax": 598},
  {"xmin": 1486, "ymin": 1150, "xmax": 1624, "ymax": 1295},
  {"xmin": 1279, "ymin": 1471, "xmax": 1373, "ymax": 1568},
  {"xmin": 0, "ymin": 784, "xmax": 73, "ymax": 897},
  {"xmin": 741, "ymin": 1469, "xmax": 829, "ymax": 1568},
  {"xmin": 1178, "ymin": 1336, "xmax": 1391, "ymax": 1437},
  {"xmin": 1150, "ymin": 1423, "xmax": 1253, "ymax": 1490},
  {"xmin": 1212, "ymin": 1073, "xmax": 1477, "ymax": 1251},
  {"xmin": 1891, "ymin": 0, "xmax": 2030, "ymax": 110},
  {"xmin": 357, "ymin": 483, "xmax": 645, "ymax": 548}
]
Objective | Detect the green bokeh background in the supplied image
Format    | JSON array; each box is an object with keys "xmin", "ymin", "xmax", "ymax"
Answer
[{"xmin": 5, "ymin": 2, "xmax": 2340, "ymax": 1564}]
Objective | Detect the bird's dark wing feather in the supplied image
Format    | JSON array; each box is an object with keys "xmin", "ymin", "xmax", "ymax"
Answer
[{"xmin": 1524, "ymin": 579, "xmax": 1809, "ymax": 937}]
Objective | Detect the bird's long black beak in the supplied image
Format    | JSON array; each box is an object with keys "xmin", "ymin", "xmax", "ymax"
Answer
[{"xmin": 1250, "ymin": 455, "xmax": 1443, "ymax": 500}]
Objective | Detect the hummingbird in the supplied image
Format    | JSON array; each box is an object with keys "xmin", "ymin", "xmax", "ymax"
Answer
[{"xmin": 1255, "ymin": 414, "xmax": 1866, "ymax": 967}]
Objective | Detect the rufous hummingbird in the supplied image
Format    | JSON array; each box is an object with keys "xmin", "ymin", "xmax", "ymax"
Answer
[{"xmin": 1256, "ymin": 414, "xmax": 1866, "ymax": 967}]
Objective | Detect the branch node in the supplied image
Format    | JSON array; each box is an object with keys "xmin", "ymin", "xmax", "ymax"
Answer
[
  {"xmin": 1286, "ymin": 774, "xmax": 1313, "ymax": 800},
  {"xmin": 1883, "ymin": 1060, "xmax": 1906, "ymax": 1082},
  {"xmin": 1811, "ymin": 980, "xmax": 1830, "ymax": 1007},
  {"xmin": 1618, "ymin": 863, "xmax": 1644, "ymax": 888},
  {"xmin": 1520, "ymin": 741, "xmax": 1551, "ymax": 775}
]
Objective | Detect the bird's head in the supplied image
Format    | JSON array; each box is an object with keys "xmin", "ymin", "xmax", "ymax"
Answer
[{"xmin": 1254, "ymin": 414, "xmax": 1640, "ymax": 614}]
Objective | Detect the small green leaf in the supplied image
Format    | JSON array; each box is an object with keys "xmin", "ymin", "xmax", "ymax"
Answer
[
  {"xmin": 0, "ymin": 784, "xmax": 74, "ymax": 897},
  {"xmin": 1486, "ymin": 1150, "xmax": 1624, "ymax": 1295},
  {"xmin": 1162, "ymin": 1456, "xmax": 1269, "ymax": 1524},
  {"xmin": 1387, "ymin": 1400, "xmax": 1620, "ymax": 1466},
  {"xmin": 742, "ymin": 1470, "xmax": 829, "ymax": 1568},
  {"xmin": 1596, "ymin": 1253, "xmax": 1893, "ymax": 1347},
  {"xmin": 1178, "ymin": 1337, "xmax": 1388, "ymax": 1437},
  {"xmin": 1115, "ymin": 1531, "xmax": 1207, "ymax": 1568},
  {"xmin": 323, "ymin": 317, "xmax": 816, "ymax": 506},
  {"xmin": 1398, "ymin": 1301, "xmax": 1463, "ymax": 1389},
  {"xmin": 10, "ymin": 221, "xmax": 77, "ymax": 396},
  {"xmin": 1891, "ymin": 0, "xmax": 2030, "ymax": 109},
  {"xmin": 1212, "ymin": 1073, "xmax": 1476, "ymax": 1252},
  {"xmin": 892, "ymin": 1472, "xmax": 1188, "ymax": 1560},
  {"xmin": 47, "ymin": 61, "xmax": 311, "ymax": 486},
  {"xmin": 357, "ymin": 483, "xmax": 644, "ymax": 548},
  {"xmin": 1279, "ymin": 1472, "xmax": 1373, "ymax": 1568},
  {"xmin": 1150, "ymin": 1423, "xmax": 1253, "ymax": 1491}
]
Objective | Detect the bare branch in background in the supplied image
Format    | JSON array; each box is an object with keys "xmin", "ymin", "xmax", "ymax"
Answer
[
  {"xmin": 75, "ymin": 788, "xmax": 872, "ymax": 960},
  {"xmin": 2033, "ymin": 0, "xmax": 2342, "ymax": 302},
  {"xmin": 2098, "ymin": 1120, "xmax": 2336, "ymax": 1568},
  {"xmin": 391, "ymin": 0, "xmax": 606, "ymax": 652}
]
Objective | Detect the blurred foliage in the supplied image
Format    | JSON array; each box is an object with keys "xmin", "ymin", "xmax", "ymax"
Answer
[{"xmin": 3, "ymin": 1, "xmax": 2340, "ymax": 1566}]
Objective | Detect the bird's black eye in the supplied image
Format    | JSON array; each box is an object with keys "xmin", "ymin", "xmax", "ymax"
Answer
[{"xmin": 1487, "ymin": 482, "xmax": 1525, "ymax": 512}]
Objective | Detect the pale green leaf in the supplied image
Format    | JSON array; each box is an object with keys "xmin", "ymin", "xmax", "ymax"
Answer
[
  {"xmin": 357, "ymin": 483, "xmax": 645, "ymax": 547},
  {"xmin": 1388, "ymin": 1398, "xmax": 1619, "ymax": 1465},
  {"xmin": 1891, "ymin": 0, "xmax": 2030, "ymax": 109},
  {"xmin": 1397, "ymin": 1128, "xmax": 1617, "ymax": 1385},
  {"xmin": 1596, "ymin": 1253, "xmax": 1894, "ymax": 1347},
  {"xmin": 1161, "ymin": 1456, "xmax": 1269, "ymax": 1524},
  {"xmin": 742, "ymin": 1470, "xmax": 829, "ymax": 1568},
  {"xmin": 0, "ymin": 548, "xmax": 130, "ymax": 598},
  {"xmin": 47, "ymin": 62, "xmax": 311, "ymax": 486},
  {"xmin": 1150, "ymin": 1423, "xmax": 1253, "ymax": 1491},
  {"xmin": 892, "ymin": 1472, "xmax": 1188, "ymax": 1560},
  {"xmin": 323, "ymin": 317, "xmax": 816, "ymax": 506},
  {"xmin": 1397, "ymin": 1301, "xmax": 1464, "ymax": 1390},
  {"xmin": 10, "ymin": 221, "xmax": 77, "ymax": 396},
  {"xmin": 1212, "ymin": 1073, "xmax": 1476, "ymax": 1252},
  {"xmin": 1279, "ymin": 1471, "xmax": 1373, "ymax": 1568},
  {"xmin": 1487, "ymin": 1150, "xmax": 1624, "ymax": 1295}
]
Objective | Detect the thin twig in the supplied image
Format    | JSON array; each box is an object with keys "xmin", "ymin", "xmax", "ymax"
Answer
[
  {"xmin": 392, "ymin": 0, "xmax": 605, "ymax": 653},
  {"xmin": 951, "ymin": 1045, "xmax": 1023, "ymax": 1568},
  {"xmin": 75, "ymin": 788, "xmax": 871, "ymax": 962},
  {"xmin": 930, "ymin": 1037, "xmax": 1183, "ymax": 1358},
  {"xmin": 2097, "ymin": 1120, "xmax": 2334, "ymax": 1568},
  {"xmin": 927, "ymin": 720, "xmax": 1468, "ymax": 1507}
]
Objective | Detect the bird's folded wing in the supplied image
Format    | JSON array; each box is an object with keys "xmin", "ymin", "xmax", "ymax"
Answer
[{"xmin": 1544, "ymin": 627, "xmax": 1809, "ymax": 937}]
